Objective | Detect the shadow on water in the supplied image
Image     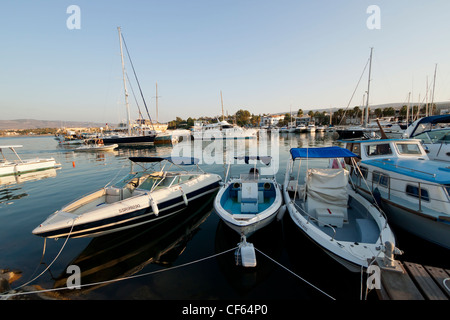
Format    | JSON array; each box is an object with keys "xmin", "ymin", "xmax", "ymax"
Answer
[{"xmin": 50, "ymin": 194, "xmax": 216, "ymax": 299}]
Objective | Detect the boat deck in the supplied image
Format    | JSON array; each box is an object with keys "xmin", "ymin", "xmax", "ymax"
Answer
[
  {"xmin": 293, "ymin": 196, "xmax": 381, "ymax": 243},
  {"xmin": 222, "ymin": 196, "xmax": 274, "ymax": 215}
]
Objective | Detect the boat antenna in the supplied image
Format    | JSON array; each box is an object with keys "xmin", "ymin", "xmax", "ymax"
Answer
[{"xmin": 120, "ymin": 30, "xmax": 155, "ymax": 131}]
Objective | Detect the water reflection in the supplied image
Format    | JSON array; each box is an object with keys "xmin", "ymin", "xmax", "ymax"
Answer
[
  {"xmin": 0, "ymin": 168, "xmax": 59, "ymax": 205},
  {"xmin": 214, "ymin": 218, "xmax": 283, "ymax": 297},
  {"xmin": 52, "ymin": 194, "xmax": 216, "ymax": 297}
]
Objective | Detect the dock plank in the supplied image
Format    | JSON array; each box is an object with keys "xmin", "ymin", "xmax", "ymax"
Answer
[
  {"xmin": 379, "ymin": 262, "xmax": 424, "ymax": 300},
  {"xmin": 404, "ymin": 262, "xmax": 448, "ymax": 300},
  {"xmin": 424, "ymin": 266, "xmax": 450, "ymax": 299}
]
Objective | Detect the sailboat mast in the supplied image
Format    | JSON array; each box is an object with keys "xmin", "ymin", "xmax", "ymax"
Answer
[
  {"xmin": 220, "ymin": 90, "xmax": 224, "ymax": 121},
  {"xmin": 364, "ymin": 47, "xmax": 373, "ymax": 127},
  {"xmin": 430, "ymin": 63, "xmax": 437, "ymax": 116},
  {"xmin": 118, "ymin": 27, "xmax": 131, "ymax": 135},
  {"xmin": 155, "ymin": 81, "xmax": 158, "ymax": 123}
]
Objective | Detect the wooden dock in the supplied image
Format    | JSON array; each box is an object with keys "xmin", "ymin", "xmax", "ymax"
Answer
[{"xmin": 376, "ymin": 260, "xmax": 450, "ymax": 300}]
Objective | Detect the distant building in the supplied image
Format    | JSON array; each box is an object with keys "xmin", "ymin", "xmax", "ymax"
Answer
[{"xmin": 259, "ymin": 115, "xmax": 284, "ymax": 127}]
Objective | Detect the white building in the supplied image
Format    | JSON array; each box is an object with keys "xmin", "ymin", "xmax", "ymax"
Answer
[{"xmin": 259, "ymin": 115, "xmax": 284, "ymax": 127}]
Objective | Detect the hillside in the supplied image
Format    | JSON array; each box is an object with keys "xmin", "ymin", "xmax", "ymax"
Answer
[{"xmin": 0, "ymin": 119, "xmax": 108, "ymax": 130}]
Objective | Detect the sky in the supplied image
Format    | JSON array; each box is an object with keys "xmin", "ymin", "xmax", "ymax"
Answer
[{"xmin": 1, "ymin": 0, "xmax": 450, "ymax": 124}]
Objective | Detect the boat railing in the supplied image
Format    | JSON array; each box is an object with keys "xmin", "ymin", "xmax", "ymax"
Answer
[{"xmin": 291, "ymin": 200, "xmax": 337, "ymax": 241}]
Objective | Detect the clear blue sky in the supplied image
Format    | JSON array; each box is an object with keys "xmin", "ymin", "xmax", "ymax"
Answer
[{"xmin": 1, "ymin": 0, "xmax": 450, "ymax": 124}]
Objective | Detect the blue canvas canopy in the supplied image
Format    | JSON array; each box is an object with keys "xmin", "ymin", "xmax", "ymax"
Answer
[
  {"xmin": 290, "ymin": 146, "xmax": 357, "ymax": 159},
  {"xmin": 129, "ymin": 156, "xmax": 199, "ymax": 165}
]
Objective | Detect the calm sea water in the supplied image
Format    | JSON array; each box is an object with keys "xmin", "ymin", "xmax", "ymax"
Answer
[{"xmin": 0, "ymin": 132, "xmax": 446, "ymax": 303}]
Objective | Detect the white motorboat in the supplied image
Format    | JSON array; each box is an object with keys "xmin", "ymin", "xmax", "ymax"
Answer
[
  {"xmin": 74, "ymin": 141, "xmax": 118, "ymax": 152},
  {"xmin": 214, "ymin": 156, "xmax": 283, "ymax": 238},
  {"xmin": 0, "ymin": 145, "xmax": 60, "ymax": 177},
  {"xmin": 295, "ymin": 124, "xmax": 307, "ymax": 133},
  {"xmin": 283, "ymin": 146, "xmax": 397, "ymax": 272},
  {"xmin": 343, "ymin": 138, "xmax": 450, "ymax": 249},
  {"xmin": 306, "ymin": 123, "xmax": 316, "ymax": 133},
  {"xmin": 33, "ymin": 156, "xmax": 222, "ymax": 238},
  {"xmin": 191, "ymin": 120, "xmax": 258, "ymax": 140}
]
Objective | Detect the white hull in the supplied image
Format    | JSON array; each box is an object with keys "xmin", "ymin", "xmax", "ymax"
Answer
[
  {"xmin": 0, "ymin": 158, "xmax": 59, "ymax": 176},
  {"xmin": 33, "ymin": 166, "xmax": 221, "ymax": 238},
  {"xmin": 75, "ymin": 144, "xmax": 118, "ymax": 152},
  {"xmin": 214, "ymin": 177, "xmax": 283, "ymax": 237},
  {"xmin": 285, "ymin": 186, "xmax": 394, "ymax": 271}
]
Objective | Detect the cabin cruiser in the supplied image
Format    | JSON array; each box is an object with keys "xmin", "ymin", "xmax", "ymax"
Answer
[{"xmin": 343, "ymin": 138, "xmax": 450, "ymax": 249}]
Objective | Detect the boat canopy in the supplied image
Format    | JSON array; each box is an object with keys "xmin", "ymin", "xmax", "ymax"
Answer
[
  {"xmin": 234, "ymin": 156, "xmax": 271, "ymax": 165},
  {"xmin": 129, "ymin": 156, "xmax": 199, "ymax": 165},
  {"xmin": 290, "ymin": 146, "xmax": 357, "ymax": 159},
  {"xmin": 405, "ymin": 114, "xmax": 450, "ymax": 137}
]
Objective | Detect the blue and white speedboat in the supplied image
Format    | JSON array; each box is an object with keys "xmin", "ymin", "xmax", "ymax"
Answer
[
  {"xmin": 214, "ymin": 156, "xmax": 283, "ymax": 238},
  {"xmin": 33, "ymin": 157, "xmax": 221, "ymax": 238},
  {"xmin": 343, "ymin": 138, "xmax": 450, "ymax": 249},
  {"xmin": 284, "ymin": 146, "xmax": 396, "ymax": 272}
]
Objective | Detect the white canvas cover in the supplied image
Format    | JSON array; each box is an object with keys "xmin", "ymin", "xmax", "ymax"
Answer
[{"xmin": 305, "ymin": 168, "xmax": 349, "ymax": 214}]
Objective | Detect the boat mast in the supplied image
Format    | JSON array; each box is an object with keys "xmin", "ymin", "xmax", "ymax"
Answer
[
  {"xmin": 220, "ymin": 90, "xmax": 224, "ymax": 121},
  {"xmin": 364, "ymin": 47, "xmax": 373, "ymax": 127},
  {"xmin": 430, "ymin": 63, "xmax": 437, "ymax": 116},
  {"xmin": 155, "ymin": 81, "xmax": 159, "ymax": 123},
  {"xmin": 118, "ymin": 27, "xmax": 132, "ymax": 135}
]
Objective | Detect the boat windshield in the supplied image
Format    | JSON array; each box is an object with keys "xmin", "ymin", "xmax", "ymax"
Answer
[
  {"xmin": 365, "ymin": 143, "xmax": 392, "ymax": 157},
  {"xmin": 395, "ymin": 142, "xmax": 423, "ymax": 155},
  {"xmin": 415, "ymin": 129, "xmax": 450, "ymax": 143}
]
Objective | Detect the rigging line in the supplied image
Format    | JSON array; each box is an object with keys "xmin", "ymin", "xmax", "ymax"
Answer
[
  {"xmin": 120, "ymin": 33, "xmax": 155, "ymax": 131},
  {"xmin": 2, "ymin": 247, "xmax": 238, "ymax": 299},
  {"xmin": 339, "ymin": 57, "xmax": 370, "ymax": 126},
  {"xmin": 255, "ymin": 248, "xmax": 336, "ymax": 300}
]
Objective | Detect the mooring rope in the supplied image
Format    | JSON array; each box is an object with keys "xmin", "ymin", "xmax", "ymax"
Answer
[
  {"xmin": 2, "ymin": 219, "xmax": 77, "ymax": 296},
  {"xmin": 1, "ymin": 246, "xmax": 237, "ymax": 299},
  {"xmin": 255, "ymin": 248, "xmax": 336, "ymax": 300}
]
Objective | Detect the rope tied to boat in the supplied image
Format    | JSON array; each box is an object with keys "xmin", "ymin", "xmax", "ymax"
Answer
[{"xmin": 1, "ymin": 217, "xmax": 78, "ymax": 296}]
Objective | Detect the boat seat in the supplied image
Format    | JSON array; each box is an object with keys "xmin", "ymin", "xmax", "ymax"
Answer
[
  {"xmin": 356, "ymin": 219, "xmax": 380, "ymax": 243},
  {"xmin": 105, "ymin": 187, "xmax": 121, "ymax": 203},
  {"xmin": 315, "ymin": 207, "xmax": 345, "ymax": 228},
  {"xmin": 240, "ymin": 182, "xmax": 259, "ymax": 213}
]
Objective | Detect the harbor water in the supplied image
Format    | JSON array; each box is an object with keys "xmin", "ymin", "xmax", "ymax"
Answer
[{"xmin": 0, "ymin": 132, "xmax": 447, "ymax": 301}]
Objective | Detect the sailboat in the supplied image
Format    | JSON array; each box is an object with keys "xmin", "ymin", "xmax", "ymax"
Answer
[
  {"xmin": 336, "ymin": 48, "xmax": 378, "ymax": 140},
  {"xmin": 99, "ymin": 27, "xmax": 157, "ymax": 146}
]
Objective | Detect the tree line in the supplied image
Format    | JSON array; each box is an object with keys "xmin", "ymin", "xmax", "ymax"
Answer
[{"xmin": 167, "ymin": 104, "xmax": 436, "ymax": 129}]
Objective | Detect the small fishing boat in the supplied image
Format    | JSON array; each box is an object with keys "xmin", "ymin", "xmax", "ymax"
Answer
[
  {"xmin": 214, "ymin": 156, "xmax": 283, "ymax": 238},
  {"xmin": 33, "ymin": 156, "xmax": 221, "ymax": 238},
  {"xmin": 283, "ymin": 146, "xmax": 397, "ymax": 272},
  {"xmin": 0, "ymin": 145, "xmax": 60, "ymax": 177},
  {"xmin": 74, "ymin": 139, "xmax": 118, "ymax": 152},
  {"xmin": 343, "ymin": 138, "xmax": 450, "ymax": 249}
]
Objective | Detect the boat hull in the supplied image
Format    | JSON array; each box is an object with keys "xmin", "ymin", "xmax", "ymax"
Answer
[
  {"xmin": 33, "ymin": 176, "xmax": 221, "ymax": 238},
  {"xmin": 356, "ymin": 186, "xmax": 450, "ymax": 249},
  {"xmin": 214, "ymin": 179, "xmax": 283, "ymax": 237},
  {"xmin": 0, "ymin": 158, "xmax": 59, "ymax": 177},
  {"xmin": 101, "ymin": 135, "xmax": 156, "ymax": 145}
]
